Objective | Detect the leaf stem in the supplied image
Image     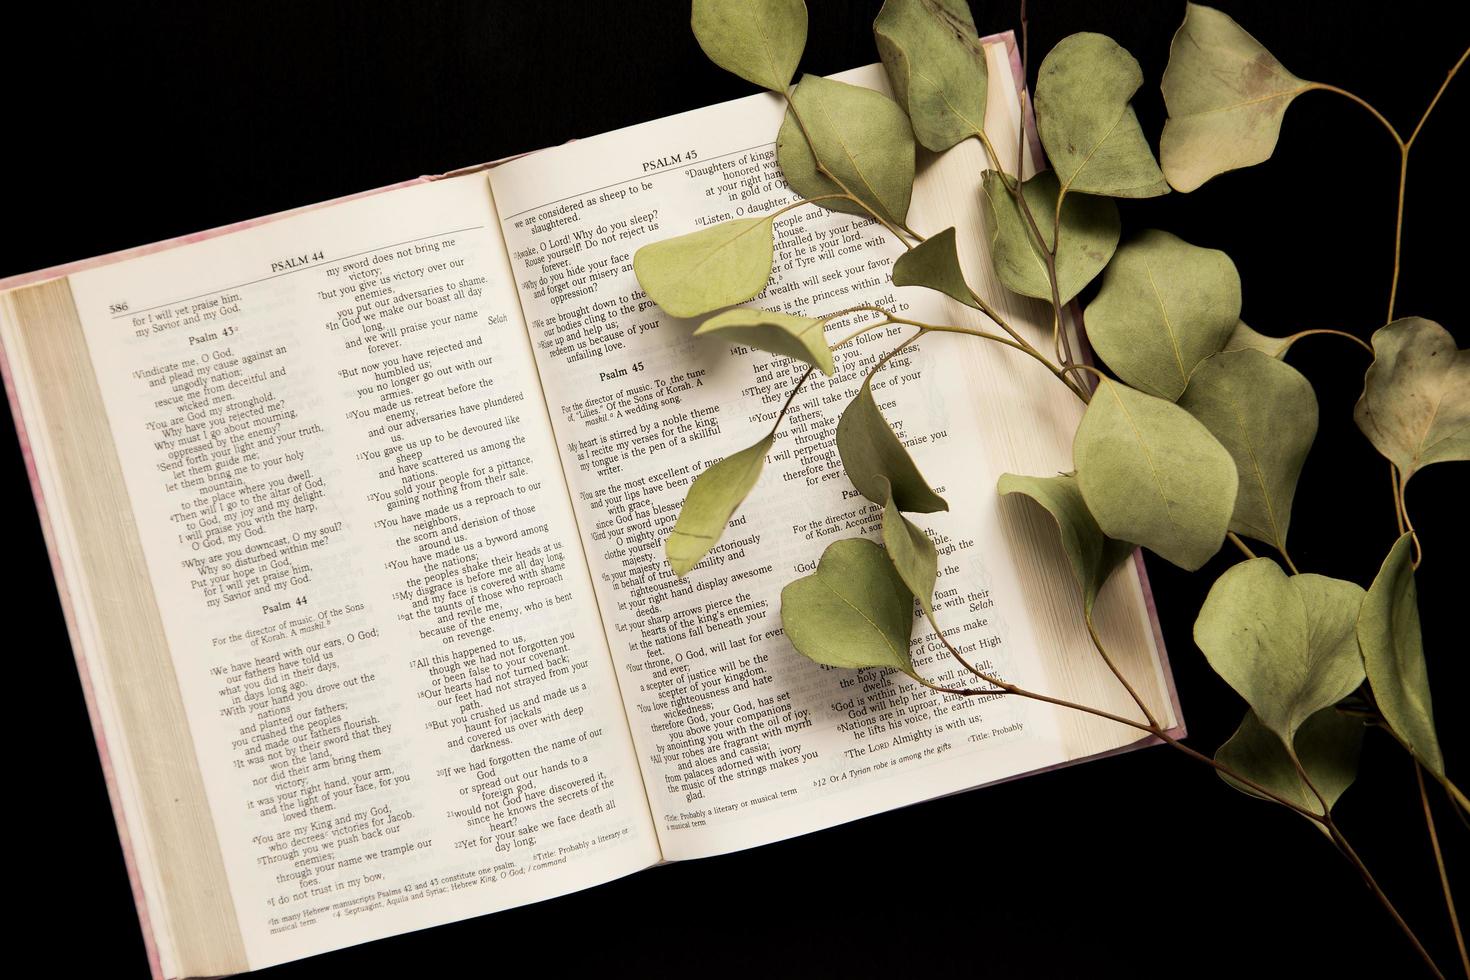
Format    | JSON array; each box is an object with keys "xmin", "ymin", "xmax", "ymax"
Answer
[
  {"xmin": 1416, "ymin": 761, "xmax": 1469, "ymax": 977},
  {"xmin": 1279, "ymin": 328, "xmax": 1375, "ymax": 355},
  {"xmin": 913, "ymin": 623, "xmax": 1327, "ymax": 820},
  {"xmin": 1226, "ymin": 532, "xmax": 1258, "ymax": 560},
  {"xmin": 890, "ymin": 316, "xmax": 1087, "ymax": 400},
  {"xmin": 1324, "ymin": 816, "xmax": 1447, "ymax": 980},
  {"xmin": 1084, "ymin": 612, "xmax": 1158, "ymax": 729}
]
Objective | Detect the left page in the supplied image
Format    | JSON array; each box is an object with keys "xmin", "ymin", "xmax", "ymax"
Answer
[{"xmin": 61, "ymin": 173, "xmax": 659, "ymax": 970}]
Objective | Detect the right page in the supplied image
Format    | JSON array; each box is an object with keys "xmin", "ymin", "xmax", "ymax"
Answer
[{"xmin": 490, "ymin": 46, "xmax": 1176, "ymax": 861}]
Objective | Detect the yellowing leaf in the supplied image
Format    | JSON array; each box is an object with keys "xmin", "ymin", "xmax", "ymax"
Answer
[
  {"xmin": 1353, "ymin": 317, "xmax": 1469, "ymax": 485},
  {"xmin": 781, "ymin": 538, "xmax": 917, "ymax": 674},
  {"xmin": 1074, "ymin": 380, "xmax": 1236, "ymax": 571},
  {"xmin": 665, "ymin": 435, "xmax": 774, "ymax": 577},
  {"xmin": 633, "ymin": 216, "xmax": 775, "ymax": 319},
  {"xmin": 695, "ymin": 306, "xmax": 834, "ymax": 375},
  {"xmin": 1160, "ymin": 3, "xmax": 1316, "ymax": 191},
  {"xmin": 777, "ymin": 74, "xmax": 916, "ymax": 227},
  {"xmin": 1035, "ymin": 33, "xmax": 1168, "ymax": 198},
  {"xmin": 873, "ymin": 0, "xmax": 988, "ymax": 151},
  {"xmin": 691, "ymin": 0, "xmax": 807, "ymax": 92}
]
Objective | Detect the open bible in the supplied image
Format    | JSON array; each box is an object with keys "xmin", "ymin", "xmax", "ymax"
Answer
[{"xmin": 1, "ymin": 38, "xmax": 1178, "ymax": 979}]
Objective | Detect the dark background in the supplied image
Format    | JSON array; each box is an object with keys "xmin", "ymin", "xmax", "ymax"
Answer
[{"xmin": 3, "ymin": 1, "xmax": 1465, "ymax": 976}]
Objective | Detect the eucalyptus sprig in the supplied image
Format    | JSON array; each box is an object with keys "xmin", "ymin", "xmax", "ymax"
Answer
[{"xmin": 641, "ymin": 2, "xmax": 1468, "ymax": 974}]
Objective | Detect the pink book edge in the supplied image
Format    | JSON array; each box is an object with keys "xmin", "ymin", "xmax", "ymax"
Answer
[{"xmin": 0, "ymin": 31, "xmax": 1181, "ymax": 980}]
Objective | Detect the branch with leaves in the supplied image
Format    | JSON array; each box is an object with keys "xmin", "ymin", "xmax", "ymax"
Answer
[{"xmin": 637, "ymin": 2, "xmax": 1468, "ymax": 974}]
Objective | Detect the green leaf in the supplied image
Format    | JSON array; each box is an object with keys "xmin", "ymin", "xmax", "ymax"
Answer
[
  {"xmin": 881, "ymin": 488, "xmax": 939, "ymax": 615},
  {"xmin": 1216, "ymin": 707, "xmax": 1364, "ymax": 824},
  {"xmin": 891, "ymin": 227, "xmax": 980, "ymax": 309},
  {"xmin": 1195, "ymin": 559, "xmax": 1366, "ymax": 743},
  {"xmin": 1359, "ymin": 533, "xmax": 1444, "ymax": 778},
  {"xmin": 1160, "ymin": 3, "xmax": 1315, "ymax": 192},
  {"xmin": 1353, "ymin": 317, "xmax": 1469, "ymax": 486},
  {"xmin": 1084, "ymin": 230, "xmax": 1241, "ymax": 401},
  {"xmin": 998, "ymin": 472, "xmax": 1133, "ymax": 615},
  {"xmin": 691, "ymin": 0, "xmax": 807, "ymax": 93},
  {"xmin": 1179, "ymin": 349, "xmax": 1316, "ymax": 555},
  {"xmin": 836, "ymin": 380, "xmax": 948, "ymax": 513},
  {"xmin": 873, "ymin": 0, "xmax": 988, "ymax": 152},
  {"xmin": 1224, "ymin": 320, "xmax": 1289, "ymax": 359},
  {"xmin": 777, "ymin": 74, "xmax": 915, "ymax": 227},
  {"xmin": 633, "ymin": 216, "xmax": 775, "ymax": 319},
  {"xmin": 781, "ymin": 538, "xmax": 917, "ymax": 674},
  {"xmin": 981, "ymin": 169, "xmax": 1120, "ymax": 305},
  {"xmin": 1074, "ymin": 380, "xmax": 1236, "ymax": 571},
  {"xmin": 1034, "ymin": 33, "xmax": 1169, "ymax": 199},
  {"xmin": 665, "ymin": 434, "xmax": 775, "ymax": 577},
  {"xmin": 694, "ymin": 307, "xmax": 834, "ymax": 375}
]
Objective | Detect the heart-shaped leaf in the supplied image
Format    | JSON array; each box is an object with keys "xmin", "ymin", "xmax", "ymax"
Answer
[
  {"xmin": 1195, "ymin": 559, "xmax": 1366, "ymax": 743},
  {"xmin": 881, "ymin": 488, "xmax": 938, "ymax": 615},
  {"xmin": 1075, "ymin": 380, "xmax": 1236, "ymax": 571},
  {"xmin": 665, "ymin": 435, "xmax": 775, "ymax": 577},
  {"xmin": 837, "ymin": 380, "xmax": 948, "ymax": 514},
  {"xmin": 1216, "ymin": 707, "xmax": 1364, "ymax": 825},
  {"xmin": 695, "ymin": 307, "xmax": 834, "ymax": 375},
  {"xmin": 781, "ymin": 537, "xmax": 917, "ymax": 674},
  {"xmin": 1359, "ymin": 533, "xmax": 1444, "ymax": 778},
  {"xmin": 1160, "ymin": 3, "xmax": 1316, "ymax": 191},
  {"xmin": 1353, "ymin": 317, "xmax": 1469, "ymax": 486},
  {"xmin": 1180, "ymin": 349, "xmax": 1317, "ymax": 555},
  {"xmin": 981, "ymin": 169, "xmax": 1121, "ymax": 305},
  {"xmin": 691, "ymin": 0, "xmax": 807, "ymax": 92},
  {"xmin": 1224, "ymin": 320, "xmax": 1289, "ymax": 359},
  {"xmin": 873, "ymin": 0, "xmax": 988, "ymax": 151},
  {"xmin": 1035, "ymin": 33, "xmax": 1169, "ymax": 199},
  {"xmin": 892, "ymin": 227, "xmax": 980, "ymax": 309},
  {"xmin": 998, "ymin": 472, "xmax": 1134, "ymax": 614},
  {"xmin": 1084, "ymin": 230, "xmax": 1241, "ymax": 401},
  {"xmin": 633, "ymin": 216, "xmax": 775, "ymax": 319},
  {"xmin": 777, "ymin": 74, "xmax": 916, "ymax": 227}
]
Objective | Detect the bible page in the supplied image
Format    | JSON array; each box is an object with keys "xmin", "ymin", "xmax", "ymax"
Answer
[
  {"xmin": 488, "ymin": 53, "xmax": 1174, "ymax": 862},
  {"xmin": 62, "ymin": 173, "xmax": 658, "ymax": 969}
]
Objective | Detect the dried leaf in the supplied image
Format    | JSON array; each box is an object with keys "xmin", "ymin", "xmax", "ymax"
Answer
[
  {"xmin": 695, "ymin": 307, "xmax": 834, "ymax": 375},
  {"xmin": 1074, "ymin": 380, "xmax": 1236, "ymax": 571},
  {"xmin": 1035, "ymin": 33, "xmax": 1168, "ymax": 198},
  {"xmin": 665, "ymin": 435, "xmax": 775, "ymax": 576},
  {"xmin": 1353, "ymin": 317, "xmax": 1469, "ymax": 485},
  {"xmin": 882, "ymin": 488, "xmax": 939, "ymax": 615},
  {"xmin": 777, "ymin": 74, "xmax": 915, "ymax": 227},
  {"xmin": 1084, "ymin": 229, "xmax": 1241, "ymax": 401},
  {"xmin": 891, "ymin": 227, "xmax": 980, "ymax": 308},
  {"xmin": 837, "ymin": 380, "xmax": 948, "ymax": 513},
  {"xmin": 1180, "ymin": 349, "xmax": 1317, "ymax": 555},
  {"xmin": 781, "ymin": 538, "xmax": 917, "ymax": 674},
  {"xmin": 998, "ymin": 472, "xmax": 1134, "ymax": 614},
  {"xmin": 633, "ymin": 216, "xmax": 775, "ymax": 319},
  {"xmin": 1216, "ymin": 707, "xmax": 1364, "ymax": 826},
  {"xmin": 691, "ymin": 0, "xmax": 807, "ymax": 92},
  {"xmin": 981, "ymin": 169, "xmax": 1120, "ymax": 304},
  {"xmin": 1160, "ymin": 3, "xmax": 1315, "ymax": 191},
  {"xmin": 873, "ymin": 0, "xmax": 988, "ymax": 151}
]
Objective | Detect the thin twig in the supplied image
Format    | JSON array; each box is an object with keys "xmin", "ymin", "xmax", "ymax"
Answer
[{"xmin": 1417, "ymin": 762, "xmax": 1469, "ymax": 977}]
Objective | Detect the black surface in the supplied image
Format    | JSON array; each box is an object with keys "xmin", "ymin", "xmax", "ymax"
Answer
[{"xmin": 3, "ymin": 2, "xmax": 1466, "ymax": 977}]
